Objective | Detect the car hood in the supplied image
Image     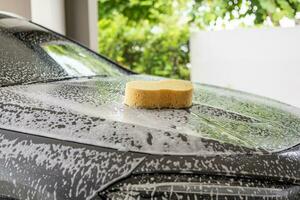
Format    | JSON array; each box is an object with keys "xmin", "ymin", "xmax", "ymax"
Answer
[{"xmin": 0, "ymin": 75, "xmax": 299, "ymax": 155}]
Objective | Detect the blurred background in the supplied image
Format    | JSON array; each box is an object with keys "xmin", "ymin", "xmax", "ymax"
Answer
[{"xmin": 0, "ymin": 0, "xmax": 300, "ymax": 106}]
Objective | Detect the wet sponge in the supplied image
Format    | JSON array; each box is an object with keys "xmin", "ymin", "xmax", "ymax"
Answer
[{"xmin": 124, "ymin": 79, "xmax": 193, "ymax": 109}]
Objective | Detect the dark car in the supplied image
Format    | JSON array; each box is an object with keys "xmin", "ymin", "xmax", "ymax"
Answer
[{"xmin": 0, "ymin": 12, "xmax": 299, "ymax": 200}]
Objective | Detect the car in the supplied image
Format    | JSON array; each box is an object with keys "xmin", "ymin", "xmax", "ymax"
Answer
[{"xmin": 0, "ymin": 12, "xmax": 299, "ymax": 200}]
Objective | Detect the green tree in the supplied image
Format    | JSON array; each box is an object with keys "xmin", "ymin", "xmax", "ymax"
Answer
[{"xmin": 98, "ymin": 0, "xmax": 190, "ymax": 79}]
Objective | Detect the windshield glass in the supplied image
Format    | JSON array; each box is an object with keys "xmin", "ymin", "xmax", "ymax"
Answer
[
  {"xmin": 0, "ymin": 18, "xmax": 123, "ymax": 87},
  {"xmin": 42, "ymin": 42, "xmax": 122, "ymax": 77}
]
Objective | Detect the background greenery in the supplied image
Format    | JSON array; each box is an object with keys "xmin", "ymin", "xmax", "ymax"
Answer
[{"xmin": 98, "ymin": 0, "xmax": 300, "ymax": 80}]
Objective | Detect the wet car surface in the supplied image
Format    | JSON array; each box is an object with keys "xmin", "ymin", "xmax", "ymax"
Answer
[{"xmin": 0, "ymin": 13, "xmax": 299, "ymax": 200}]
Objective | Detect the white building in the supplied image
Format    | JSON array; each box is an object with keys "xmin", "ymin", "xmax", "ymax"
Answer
[{"xmin": 191, "ymin": 26, "xmax": 300, "ymax": 108}]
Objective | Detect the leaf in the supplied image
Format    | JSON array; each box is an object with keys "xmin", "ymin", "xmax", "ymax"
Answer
[
  {"xmin": 259, "ymin": 0, "xmax": 277, "ymax": 13},
  {"xmin": 277, "ymin": 0, "xmax": 295, "ymax": 18}
]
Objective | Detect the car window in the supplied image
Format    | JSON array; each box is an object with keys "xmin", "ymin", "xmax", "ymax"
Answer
[{"xmin": 0, "ymin": 18, "xmax": 124, "ymax": 87}]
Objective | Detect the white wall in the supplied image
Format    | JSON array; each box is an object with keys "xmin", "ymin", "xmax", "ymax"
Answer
[
  {"xmin": 31, "ymin": 0, "xmax": 66, "ymax": 34},
  {"xmin": 191, "ymin": 26, "xmax": 300, "ymax": 108},
  {"xmin": 0, "ymin": 0, "xmax": 31, "ymax": 18}
]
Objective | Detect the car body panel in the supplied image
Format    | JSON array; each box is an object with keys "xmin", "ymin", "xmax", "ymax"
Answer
[
  {"xmin": 0, "ymin": 75, "xmax": 299, "ymax": 154},
  {"xmin": 0, "ymin": 129, "xmax": 145, "ymax": 200},
  {"xmin": 0, "ymin": 75, "xmax": 299, "ymax": 180},
  {"xmin": 1, "ymin": 127, "xmax": 299, "ymax": 200}
]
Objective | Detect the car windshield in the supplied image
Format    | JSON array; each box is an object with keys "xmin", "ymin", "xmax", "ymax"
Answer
[
  {"xmin": 0, "ymin": 17, "xmax": 124, "ymax": 87},
  {"xmin": 41, "ymin": 41, "xmax": 122, "ymax": 77}
]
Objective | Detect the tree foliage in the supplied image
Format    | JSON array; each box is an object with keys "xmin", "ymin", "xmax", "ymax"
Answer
[
  {"xmin": 98, "ymin": 0, "xmax": 174, "ymax": 23},
  {"xmin": 98, "ymin": 0, "xmax": 190, "ymax": 79},
  {"xmin": 98, "ymin": 0, "xmax": 300, "ymax": 80},
  {"xmin": 192, "ymin": 0, "xmax": 300, "ymax": 27}
]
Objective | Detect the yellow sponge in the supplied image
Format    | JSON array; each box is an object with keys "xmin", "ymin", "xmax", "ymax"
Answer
[{"xmin": 124, "ymin": 79, "xmax": 193, "ymax": 109}]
